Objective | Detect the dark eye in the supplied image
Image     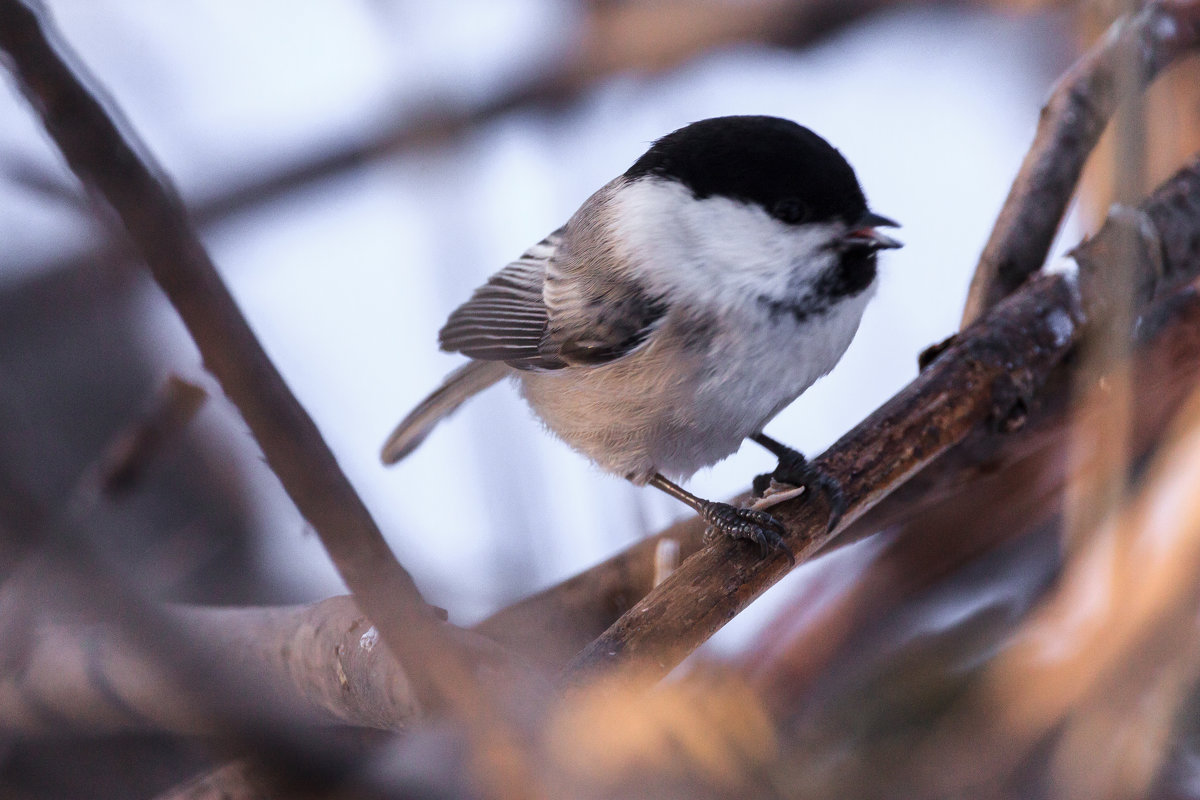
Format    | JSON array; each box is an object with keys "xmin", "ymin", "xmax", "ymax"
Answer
[{"xmin": 772, "ymin": 198, "xmax": 809, "ymax": 224}]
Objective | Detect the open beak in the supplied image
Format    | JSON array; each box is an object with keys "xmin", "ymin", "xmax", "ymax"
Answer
[{"xmin": 844, "ymin": 211, "xmax": 902, "ymax": 250}]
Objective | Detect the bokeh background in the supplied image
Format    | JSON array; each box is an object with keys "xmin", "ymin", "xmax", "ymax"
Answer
[
  {"xmin": 11, "ymin": 2, "xmax": 1200, "ymax": 798},
  {"xmin": 2, "ymin": 0, "xmax": 1068, "ymax": 625}
]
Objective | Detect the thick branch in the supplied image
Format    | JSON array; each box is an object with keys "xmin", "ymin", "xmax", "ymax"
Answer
[
  {"xmin": 959, "ymin": 0, "xmax": 1200, "ymax": 328},
  {"xmin": 568, "ymin": 273, "xmax": 1084, "ymax": 680},
  {"xmin": 0, "ymin": 597, "xmax": 495, "ymax": 735},
  {"xmin": 476, "ymin": 485, "xmax": 924, "ymax": 674},
  {"xmin": 748, "ymin": 276, "xmax": 1200, "ymax": 706},
  {"xmin": 0, "ymin": 0, "xmax": 470, "ymax": 715},
  {"xmin": 567, "ymin": 155, "xmax": 1200, "ymax": 682}
]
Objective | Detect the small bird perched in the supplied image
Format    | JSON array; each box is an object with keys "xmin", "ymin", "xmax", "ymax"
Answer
[{"xmin": 382, "ymin": 115, "xmax": 899, "ymax": 556}]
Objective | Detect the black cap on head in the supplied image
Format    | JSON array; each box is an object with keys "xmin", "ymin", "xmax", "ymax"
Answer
[{"xmin": 623, "ymin": 115, "xmax": 867, "ymax": 227}]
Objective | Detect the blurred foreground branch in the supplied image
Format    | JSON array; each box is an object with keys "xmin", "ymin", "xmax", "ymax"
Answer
[
  {"xmin": 0, "ymin": 596, "xmax": 524, "ymax": 735},
  {"xmin": 911, "ymin": 297, "xmax": 1200, "ymax": 797}
]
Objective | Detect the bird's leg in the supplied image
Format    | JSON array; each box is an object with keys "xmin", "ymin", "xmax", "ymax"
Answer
[
  {"xmin": 649, "ymin": 473, "xmax": 792, "ymax": 561},
  {"xmin": 750, "ymin": 433, "xmax": 846, "ymax": 531}
]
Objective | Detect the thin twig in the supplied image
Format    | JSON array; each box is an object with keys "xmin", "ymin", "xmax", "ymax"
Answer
[
  {"xmin": 90, "ymin": 374, "xmax": 206, "ymax": 497},
  {"xmin": 959, "ymin": 0, "xmax": 1200, "ymax": 328}
]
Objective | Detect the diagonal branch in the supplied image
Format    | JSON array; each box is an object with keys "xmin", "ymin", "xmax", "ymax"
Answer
[
  {"xmin": 567, "ymin": 273, "xmax": 1083, "ymax": 680},
  {"xmin": 566, "ymin": 154, "xmax": 1200, "ymax": 682},
  {"xmin": 746, "ymin": 271, "xmax": 1200, "ymax": 710},
  {"xmin": 481, "ymin": 0, "xmax": 1200, "ymax": 678},
  {"xmin": 0, "ymin": 0, "xmax": 478, "ymax": 718},
  {"xmin": 959, "ymin": 0, "xmax": 1200, "ymax": 328}
]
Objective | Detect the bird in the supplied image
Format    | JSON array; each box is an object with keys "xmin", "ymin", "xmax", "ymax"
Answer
[{"xmin": 381, "ymin": 115, "xmax": 900, "ymax": 557}]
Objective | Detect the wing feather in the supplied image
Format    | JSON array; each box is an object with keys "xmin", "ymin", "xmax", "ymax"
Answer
[
  {"xmin": 438, "ymin": 230, "xmax": 566, "ymax": 370},
  {"xmin": 438, "ymin": 203, "xmax": 668, "ymax": 370}
]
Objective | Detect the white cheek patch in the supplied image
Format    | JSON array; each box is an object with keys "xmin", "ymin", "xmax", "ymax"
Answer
[{"xmin": 609, "ymin": 178, "xmax": 841, "ymax": 306}]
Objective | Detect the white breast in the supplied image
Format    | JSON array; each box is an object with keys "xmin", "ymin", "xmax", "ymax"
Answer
[{"xmin": 518, "ymin": 178, "xmax": 874, "ymax": 483}]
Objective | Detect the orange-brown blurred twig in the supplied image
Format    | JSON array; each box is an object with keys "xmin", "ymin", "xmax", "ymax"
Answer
[{"xmin": 916, "ymin": 306, "xmax": 1200, "ymax": 797}]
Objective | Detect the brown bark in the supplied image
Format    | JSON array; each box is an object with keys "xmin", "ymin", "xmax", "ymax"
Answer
[
  {"xmin": 566, "ymin": 154, "xmax": 1200, "ymax": 683},
  {"xmin": 0, "ymin": 598, "xmax": 425, "ymax": 735}
]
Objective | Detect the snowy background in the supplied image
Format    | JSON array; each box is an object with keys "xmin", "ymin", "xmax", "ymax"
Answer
[{"xmin": 0, "ymin": 0, "xmax": 1076, "ymax": 649}]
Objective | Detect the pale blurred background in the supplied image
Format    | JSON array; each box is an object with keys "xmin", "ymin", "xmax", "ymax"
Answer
[
  {"xmin": 1, "ymin": 1, "xmax": 1070, "ymax": 633},
  {"xmin": 15, "ymin": 2, "xmax": 1200, "ymax": 799}
]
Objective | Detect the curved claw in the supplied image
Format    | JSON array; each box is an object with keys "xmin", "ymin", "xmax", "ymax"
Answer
[
  {"xmin": 754, "ymin": 448, "xmax": 846, "ymax": 532},
  {"xmin": 808, "ymin": 469, "xmax": 847, "ymax": 532},
  {"xmin": 701, "ymin": 501, "xmax": 794, "ymax": 564}
]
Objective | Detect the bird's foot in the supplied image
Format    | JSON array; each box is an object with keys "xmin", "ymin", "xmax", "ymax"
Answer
[
  {"xmin": 752, "ymin": 447, "xmax": 846, "ymax": 532},
  {"xmin": 700, "ymin": 501, "xmax": 793, "ymax": 563}
]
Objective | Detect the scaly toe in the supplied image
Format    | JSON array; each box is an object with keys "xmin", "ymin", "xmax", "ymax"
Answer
[{"xmin": 701, "ymin": 502, "xmax": 794, "ymax": 563}]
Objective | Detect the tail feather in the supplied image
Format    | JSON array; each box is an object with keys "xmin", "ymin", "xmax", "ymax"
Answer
[{"xmin": 380, "ymin": 360, "xmax": 509, "ymax": 464}]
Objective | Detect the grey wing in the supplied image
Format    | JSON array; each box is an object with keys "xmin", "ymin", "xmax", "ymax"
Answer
[
  {"xmin": 439, "ymin": 228, "xmax": 667, "ymax": 370},
  {"xmin": 543, "ymin": 263, "xmax": 668, "ymax": 366},
  {"xmin": 439, "ymin": 231, "xmax": 567, "ymax": 370}
]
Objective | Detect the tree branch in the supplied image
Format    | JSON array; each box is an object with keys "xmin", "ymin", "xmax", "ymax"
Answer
[
  {"xmin": 566, "ymin": 153, "xmax": 1200, "ymax": 682},
  {"xmin": 0, "ymin": 0, "xmax": 476, "ymax": 718},
  {"xmin": 748, "ymin": 267, "xmax": 1200, "ymax": 707},
  {"xmin": 959, "ymin": 0, "xmax": 1200, "ymax": 328},
  {"xmin": 0, "ymin": 597, "xmax": 476, "ymax": 735}
]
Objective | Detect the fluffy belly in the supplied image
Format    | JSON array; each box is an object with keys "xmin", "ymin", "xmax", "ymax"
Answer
[
  {"xmin": 518, "ymin": 294, "xmax": 870, "ymax": 483},
  {"xmin": 517, "ymin": 344, "xmax": 717, "ymax": 483}
]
